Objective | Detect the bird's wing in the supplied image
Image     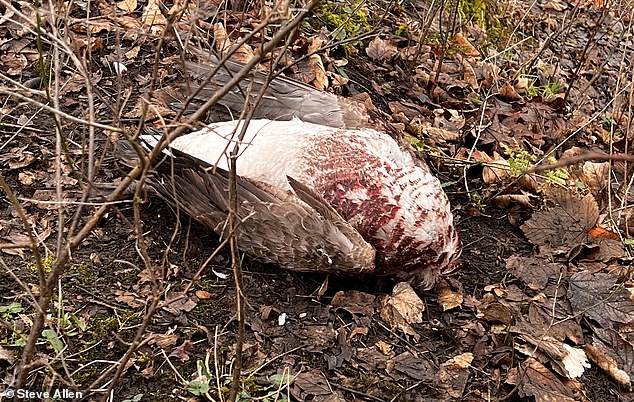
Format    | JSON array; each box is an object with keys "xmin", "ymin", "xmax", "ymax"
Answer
[
  {"xmin": 126, "ymin": 139, "xmax": 376, "ymax": 273},
  {"xmin": 165, "ymin": 50, "xmax": 371, "ymax": 129}
]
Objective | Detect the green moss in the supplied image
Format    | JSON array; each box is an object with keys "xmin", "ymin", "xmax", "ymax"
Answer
[
  {"xmin": 70, "ymin": 263, "xmax": 94, "ymax": 287},
  {"xmin": 84, "ymin": 313, "xmax": 119, "ymax": 340},
  {"xmin": 190, "ymin": 298, "xmax": 223, "ymax": 320},
  {"xmin": 309, "ymin": 0, "xmax": 369, "ymax": 41},
  {"xmin": 448, "ymin": 0, "xmax": 511, "ymax": 49},
  {"xmin": 28, "ymin": 254, "xmax": 55, "ymax": 275},
  {"xmin": 395, "ymin": 22, "xmax": 410, "ymax": 37},
  {"xmin": 456, "ymin": 0, "xmax": 488, "ymax": 28}
]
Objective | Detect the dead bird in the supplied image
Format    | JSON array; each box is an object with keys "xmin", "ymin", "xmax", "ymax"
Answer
[{"xmin": 126, "ymin": 58, "xmax": 459, "ymax": 289}]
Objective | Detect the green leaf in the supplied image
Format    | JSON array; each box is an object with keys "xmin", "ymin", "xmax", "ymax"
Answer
[
  {"xmin": 0, "ymin": 302, "xmax": 23, "ymax": 315},
  {"xmin": 185, "ymin": 380, "xmax": 210, "ymax": 396},
  {"xmin": 42, "ymin": 329, "xmax": 64, "ymax": 353}
]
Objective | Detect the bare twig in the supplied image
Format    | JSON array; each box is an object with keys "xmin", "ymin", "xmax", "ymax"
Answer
[{"xmin": 524, "ymin": 152, "xmax": 634, "ymax": 174}]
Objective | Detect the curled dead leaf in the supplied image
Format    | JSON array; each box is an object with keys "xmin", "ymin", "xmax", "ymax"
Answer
[
  {"xmin": 436, "ymin": 280, "xmax": 463, "ymax": 311},
  {"xmin": 451, "ymin": 32, "xmax": 480, "ymax": 58},
  {"xmin": 499, "ymin": 81, "xmax": 523, "ymax": 102},
  {"xmin": 491, "ymin": 193, "xmax": 534, "ymax": 208},
  {"xmin": 585, "ymin": 343, "xmax": 631, "ymax": 389},
  {"xmin": 460, "ymin": 57, "xmax": 478, "ymax": 91}
]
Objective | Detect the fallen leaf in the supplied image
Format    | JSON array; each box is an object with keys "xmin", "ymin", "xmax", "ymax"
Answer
[
  {"xmin": 506, "ymin": 255, "xmax": 563, "ymax": 291},
  {"xmin": 509, "ymin": 358, "xmax": 576, "ymax": 402},
  {"xmin": 114, "ymin": 290, "xmax": 144, "ymax": 308},
  {"xmin": 0, "ymin": 346, "xmax": 14, "ymax": 364},
  {"xmin": 460, "ymin": 57, "xmax": 478, "ymax": 90},
  {"xmin": 569, "ymin": 271, "xmax": 634, "ymax": 329},
  {"xmin": 436, "ymin": 280, "xmax": 463, "ymax": 310},
  {"xmin": 116, "ymin": 0, "xmax": 137, "ymax": 12},
  {"xmin": 436, "ymin": 352, "xmax": 473, "ymax": 398},
  {"xmin": 18, "ymin": 171, "xmax": 35, "ymax": 185},
  {"xmin": 151, "ymin": 333, "xmax": 178, "ymax": 348},
  {"xmin": 499, "ymin": 81, "xmax": 523, "ymax": 101},
  {"xmin": 521, "ymin": 190, "xmax": 598, "ymax": 253},
  {"xmin": 195, "ymin": 290, "xmax": 216, "ymax": 299},
  {"xmin": 366, "ymin": 37, "xmax": 397, "ymax": 61},
  {"xmin": 585, "ymin": 335, "xmax": 632, "ymax": 390},
  {"xmin": 388, "ymin": 351, "xmax": 435, "ymax": 381},
  {"xmin": 517, "ymin": 335, "xmax": 590, "ymax": 378},
  {"xmin": 451, "ymin": 32, "xmax": 480, "ymax": 58},
  {"xmin": 294, "ymin": 369, "xmax": 331, "ymax": 397},
  {"xmin": 331, "ymin": 290, "xmax": 375, "ymax": 317},
  {"xmin": 169, "ymin": 340, "xmax": 193, "ymax": 362},
  {"xmin": 142, "ymin": 0, "xmax": 166, "ymax": 35},
  {"xmin": 379, "ymin": 282, "xmax": 424, "ymax": 340},
  {"xmin": 375, "ymin": 340, "xmax": 393, "ymax": 355}
]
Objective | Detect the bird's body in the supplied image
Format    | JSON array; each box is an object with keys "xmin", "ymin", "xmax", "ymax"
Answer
[{"xmin": 143, "ymin": 118, "xmax": 458, "ymax": 288}]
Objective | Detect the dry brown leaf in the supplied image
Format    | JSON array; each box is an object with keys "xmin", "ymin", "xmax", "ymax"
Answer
[
  {"xmin": 113, "ymin": 14, "xmax": 142, "ymax": 30},
  {"xmin": 142, "ymin": 0, "xmax": 166, "ymax": 34},
  {"xmin": 460, "ymin": 57, "xmax": 478, "ymax": 90},
  {"xmin": 151, "ymin": 333, "xmax": 178, "ymax": 348},
  {"xmin": 114, "ymin": 290, "xmax": 144, "ymax": 308},
  {"xmin": 423, "ymin": 126, "xmax": 460, "ymax": 142},
  {"xmin": 544, "ymin": 0, "xmax": 569, "ymax": 11},
  {"xmin": 518, "ymin": 335, "xmax": 590, "ymax": 378},
  {"xmin": 388, "ymin": 351, "xmax": 436, "ymax": 381},
  {"xmin": 18, "ymin": 171, "xmax": 35, "ymax": 185},
  {"xmin": 164, "ymin": 293, "xmax": 197, "ymax": 314},
  {"xmin": 580, "ymin": 161, "xmax": 609, "ymax": 195},
  {"xmin": 499, "ymin": 81, "xmax": 523, "ymax": 101},
  {"xmin": 294, "ymin": 369, "xmax": 331, "ymax": 397},
  {"xmin": 116, "ymin": 0, "xmax": 137, "ymax": 12},
  {"xmin": 512, "ymin": 358, "xmax": 576, "ymax": 402},
  {"xmin": 569, "ymin": 271, "xmax": 634, "ymax": 329},
  {"xmin": 30, "ymin": 190, "xmax": 73, "ymax": 210},
  {"xmin": 6, "ymin": 151, "xmax": 35, "ymax": 170},
  {"xmin": 1, "ymin": 52, "xmax": 28, "ymax": 75},
  {"xmin": 366, "ymin": 37, "xmax": 397, "ymax": 61},
  {"xmin": 0, "ymin": 346, "xmax": 14, "ymax": 365},
  {"xmin": 491, "ymin": 193, "xmax": 534, "ymax": 208},
  {"xmin": 479, "ymin": 301, "xmax": 513, "ymax": 325},
  {"xmin": 375, "ymin": 340, "xmax": 393, "ymax": 355},
  {"xmin": 585, "ymin": 335, "xmax": 632, "ymax": 390},
  {"xmin": 213, "ymin": 23, "xmax": 254, "ymax": 63},
  {"xmin": 451, "ymin": 32, "xmax": 480, "ymax": 58},
  {"xmin": 379, "ymin": 282, "xmax": 424, "ymax": 340},
  {"xmin": 521, "ymin": 190, "xmax": 598, "ymax": 253},
  {"xmin": 74, "ymin": 37, "xmax": 105, "ymax": 52},
  {"xmin": 169, "ymin": 340, "xmax": 193, "ymax": 362},
  {"xmin": 461, "ymin": 149, "xmax": 516, "ymax": 186},
  {"xmin": 195, "ymin": 290, "xmax": 216, "ymax": 299},
  {"xmin": 125, "ymin": 45, "xmax": 141, "ymax": 59},
  {"xmin": 586, "ymin": 343, "xmax": 631, "ymax": 388},
  {"xmin": 506, "ymin": 255, "xmax": 563, "ymax": 291},
  {"xmin": 331, "ymin": 290, "xmax": 375, "ymax": 316},
  {"xmin": 525, "ymin": 297, "xmax": 584, "ymax": 344},
  {"xmin": 436, "ymin": 280, "xmax": 463, "ymax": 310},
  {"xmin": 515, "ymin": 76, "xmax": 530, "ymax": 95},
  {"xmin": 350, "ymin": 326, "xmax": 368, "ymax": 339},
  {"xmin": 436, "ymin": 352, "xmax": 473, "ymax": 398},
  {"xmin": 295, "ymin": 54, "xmax": 328, "ymax": 90}
]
